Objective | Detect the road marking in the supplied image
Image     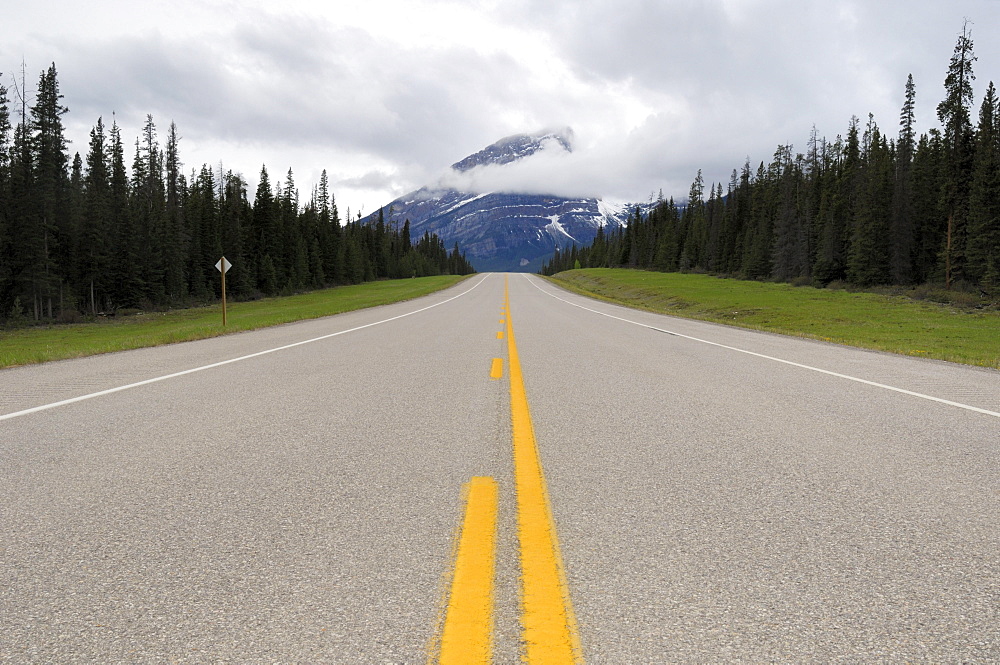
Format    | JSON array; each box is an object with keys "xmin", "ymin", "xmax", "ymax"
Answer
[
  {"xmin": 490, "ymin": 358, "xmax": 503, "ymax": 379},
  {"xmin": 0, "ymin": 275, "xmax": 492, "ymax": 422},
  {"xmin": 525, "ymin": 275, "xmax": 1000, "ymax": 420},
  {"xmin": 497, "ymin": 331, "xmax": 504, "ymax": 340},
  {"xmin": 506, "ymin": 276, "xmax": 583, "ymax": 663},
  {"xmin": 439, "ymin": 477, "xmax": 498, "ymax": 665}
]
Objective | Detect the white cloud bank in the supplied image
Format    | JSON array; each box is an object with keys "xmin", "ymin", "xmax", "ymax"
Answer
[{"xmin": 3, "ymin": 0, "xmax": 1000, "ymax": 215}]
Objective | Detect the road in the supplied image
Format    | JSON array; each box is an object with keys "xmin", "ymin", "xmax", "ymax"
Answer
[{"xmin": 1, "ymin": 273, "xmax": 998, "ymax": 663}]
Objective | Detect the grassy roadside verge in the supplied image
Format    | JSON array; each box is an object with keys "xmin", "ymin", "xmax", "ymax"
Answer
[
  {"xmin": 0, "ymin": 275, "xmax": 470, "ymax": 369},
  {"xmin": 547, "ymin": 269, "xmax": 1000, "ymax": 369}
]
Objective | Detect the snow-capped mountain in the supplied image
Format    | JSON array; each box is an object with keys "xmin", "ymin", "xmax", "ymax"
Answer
[{"xmin": 363, "ymin": 130, "xmax": 633, "ymax": 272}]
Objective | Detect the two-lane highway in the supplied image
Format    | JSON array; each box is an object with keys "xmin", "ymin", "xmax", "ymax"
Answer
[{"xmin": 1, "ymin": 273, "xmax": 997, "ymax": 662}]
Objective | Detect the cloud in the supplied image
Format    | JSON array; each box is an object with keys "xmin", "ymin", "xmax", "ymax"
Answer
[
  {"xmin": 487, "ymin": 0, "xmax": 1000, "ymax": 196},
  {"xmin": 434, "ymin": 124, "xmax": 686, "ymax": 203},
  {"xmin": 5, "ymin": 0, "xmax": 1000, "ymax": 218}
]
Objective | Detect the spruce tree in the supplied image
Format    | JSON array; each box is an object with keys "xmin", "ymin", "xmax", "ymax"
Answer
[
  {"xmin": 251, "ymin": 166, "xmax": 279, "ymax": 293},
  {"xmin": 967, "ymin": 81, "xmax": 1000, "ymax": 290},
  {"xmin": 912, "ymin": 130, "xmax": 947, "ymax": 282},
  {"xmin": 108, "ymin": 118, "xmax": 143, "ymax": 308},
  {"xmin": 848, "ymin": 116, "xmax": 892, "ymax": 285},
  {"xmin": 67, "ymin": 152, "xmax": 85, "ymax": 308},
  {"xmin": 80, "ymin": 117, "xmax": 111, "ymax": 314},
  {"xmin": 936, "ymin": 21, "xmax": 977, "ymax": 288},
  {"xmin": 0, "ymin": 79, "xmax": 12, "ymax": 311},
  {"xmin": 890, "ymin": 74, "xmax": 917, "ymax": 284},
  {"xmin": 161, "ymin": 121, "xmax": 187, "ymax": 301},
  {"xmin": 29, "ymin": 63, "xmax": 70, "ymax": 318}
]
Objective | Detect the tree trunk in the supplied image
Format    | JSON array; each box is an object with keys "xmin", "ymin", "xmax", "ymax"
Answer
[{"xmin": 946, "ymin": 211, "xmax": 954, "ymax": 290}]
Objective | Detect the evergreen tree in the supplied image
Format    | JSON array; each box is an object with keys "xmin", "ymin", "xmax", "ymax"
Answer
[
  {"xmin": 250, "ymin": 166, "xmax": 278, "ymax": 293},
  {"xmin": 80, "ymin": 117, "xmax": 111, "ymax": 314},
  {"xmin": 28, "ymin": 63, "xmax": 70, "ymax": 318},
  {"xmin": 67, "ymin": 151, "xmax": 85, "ymax": 308},
  {"xmin": 936, "ymin": 21, "xmax": 977, "ymax": 287},
  {"xmin": 770, "ymin": 145, "xmax": 809, "ymax": 281},
  {"xmin": 187, "ymin": 165, "xmax": 221, "ymax": 297},
  {"xmin": 968, "ymin": 81, "xmax": 1000, "ymax": 290},
  {"xmin": 0, "ymin": 78, "xmax": 13, "ymax": 312},
  {"xmin": 129, "ymin": 116, "xmax": 166, "ymax": 303},
  {"xmin": 280, "ymin": 168, "xmax": 300, "ymax": 288},
  {"xmin": 912, "ymin": 130, "xmax": 947, "ymax": 282},
  {"xmin": 848, "ymin": 116, "xmax": 892, "ymax": 285},
  {"xmin": 161, "ymin": 121, "xmax": 187, "ymax": 301},
  {"xmin": 680, "ymin": 170, "xmax": 706, "ymax": 269},
  {"xmin": 742, "ymin": 161, "xmax": 773, "ymax": 279},
  {"xmin": 108, "ymin": 118, "xmax": 143, "ymax": 308},
  {"xmin": 814, "ymin": 123, "xmax": 859, "ymax": 284},
  {"xmin": 890, "ymin": 74, "xmax": 917, "ymax": 284}
]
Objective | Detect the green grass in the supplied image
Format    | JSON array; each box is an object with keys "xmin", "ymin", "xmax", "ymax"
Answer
[
  {"xmin": 0, "ymin": 275, "xmax": 470, "ymax": 369},
  {"xmin": 548, "ymin": 269, "xmax": 1000, "ymax": 369}
]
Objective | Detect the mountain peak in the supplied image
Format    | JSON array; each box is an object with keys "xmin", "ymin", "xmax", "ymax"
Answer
[
  {"xmin": 451, "ymin": 127, "xmax": 574, "ymax": 173},
  {"xmin": 365, "ymin": 129, "xmax": 635, "ymax": 272}
]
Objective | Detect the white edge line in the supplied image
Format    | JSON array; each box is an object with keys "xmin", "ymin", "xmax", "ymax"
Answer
[
  {"xmin": 0, "ymin": 275, "xmax": 492, "ymax": 422},
  {"xmin": 523, "ymin": 274, "xmax": 1000, "ymax": 419}
]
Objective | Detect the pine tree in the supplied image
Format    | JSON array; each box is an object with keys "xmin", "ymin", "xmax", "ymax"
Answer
[
  {"xmin": 936, "ymin": 21, "xmax": 977, "ymax": 288},
  {"xmin": 108, "ymin": 118, "xmax": 143, "ymax": 308},
  {"xmin": 681, "ymin": 170, "xmax": 707, "ymax": 269},
  {"xmin": 161, "ymin": 121, "xmax": 187, "ymax": 301},
  {"xmin": 890, "ymin": 74, "xmax": 917, "ymax": 284},
  {"xmin": 0, "ymin": 78, "xmax": 12, "ymax": 312},
  {"xmin": 848, "ymin": 116, "xmax": 892, "ymax": 285},
  {"xmin": 967, "ymin": 81, "xmax": 1000, "ymax": 290},
  {"xmin": 29, "ymin": 63, "xmax": 70, "ymax": 318},
  {"xmin": 248, "ymin": 166, "xmax": 278, "ymax": 293},
  {"xmin": 814, "ymin": 122, "xmax": 859, "ymax": 284},
  {"xmin": 278, "ymin": 168, "xmax": 300, "ymax": 288},
  {"xmin": 187, "ymin": 165, "xmax": 220, "ymax": 297},
  {"xmin": 220, "ymin": 170, "xmax": 251, "ymax": 296},
  {"xmin": 67, "ymin": 151, "xmax": 85, "ymax": 309},
  {"xmin": 743, "ymin": 161, "xmax": 773, "ymax": 279},
  {"xmin": 80, "ymin": 117, "xmax": 111, "ymax": 314},
  {"xmin": 770, "ymin": 145, "xmax": 809, "ymax": 281},
  {"xmin": 912, "ymin": 130, "xmax": 947, "ymax": 282}
]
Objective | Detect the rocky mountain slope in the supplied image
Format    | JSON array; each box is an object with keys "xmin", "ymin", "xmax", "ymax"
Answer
[{"xmin": 364, "ymin": 130, "xmax": 632, "ymax": 272}]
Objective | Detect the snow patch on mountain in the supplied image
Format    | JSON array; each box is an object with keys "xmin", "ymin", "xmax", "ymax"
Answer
[
  {"xmin": 597, "ymin": 198, "xmax": 628, "ymax": 225},
  {"xmin": 545, "ymin": 215, "xmax": 577, "ymax": 242}
]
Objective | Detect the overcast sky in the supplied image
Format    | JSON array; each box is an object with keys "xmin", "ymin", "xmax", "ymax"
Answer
[{"xmin": 4, "ymin": 0, "xmax": 1000, "ymax": 217}]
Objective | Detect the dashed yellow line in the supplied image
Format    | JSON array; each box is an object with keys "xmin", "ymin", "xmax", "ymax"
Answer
[
  {"xmin": 490, "ymin": 358, "xmax": 503, "ymax": 379},
  {"xmin": 505, "ymin": 275, "xmax": 582, "ymax": 663},
  {"xmin": 497, "ymin": 331, "xmax": 504, "ymax": 340},
  {"xmin": 438, "ymin": 477, "xmax": 499, "ymax": 664}
]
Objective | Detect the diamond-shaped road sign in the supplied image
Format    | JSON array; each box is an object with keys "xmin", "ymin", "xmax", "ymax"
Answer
[{"xmin": 215, "ymin": 257, "xmax": 232, "ymax": 273}]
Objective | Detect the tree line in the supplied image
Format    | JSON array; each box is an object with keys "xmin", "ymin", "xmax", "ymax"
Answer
[
  {"xmin": 543, "ymin": 25, "xmax": 1000, "ymax": 296},
  {"xmin": 0, "ymin": 63, "xmax": 474, "ymax": 323}
]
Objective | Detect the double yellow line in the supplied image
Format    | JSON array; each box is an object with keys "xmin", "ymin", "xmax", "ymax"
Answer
[{"xmin": 436, "ymin": 276, "xmax": 581, "ymax": 663}]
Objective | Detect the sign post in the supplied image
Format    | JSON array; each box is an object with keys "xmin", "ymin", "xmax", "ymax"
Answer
[{"xmin": 215, "ymin": 257, "xmax": 232, "ymax": 326}]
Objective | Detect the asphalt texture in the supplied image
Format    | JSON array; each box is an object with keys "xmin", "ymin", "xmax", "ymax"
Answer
[{"xmin": 1, "ymin": 273, "xmax": 997, "ymax": 663}]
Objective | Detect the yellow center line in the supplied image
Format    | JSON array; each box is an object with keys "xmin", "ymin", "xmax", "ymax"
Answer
[
  {"xmin": 490, "ymin": 358, "xmax": 503, "ymax": 379},
  {"xmin": 438, "ymin": 477, "xmax": 499, "ymax": 664},
  {"xmin": 497, "ymin": 331, "xmax": 504, "ymax": 340},
  {"xmin": 505, "ymin": 275, "xmax": 583, "ymax": 663}
]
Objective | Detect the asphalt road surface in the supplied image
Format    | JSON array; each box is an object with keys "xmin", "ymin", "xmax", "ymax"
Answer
[{"xmin": 1, "ymin": 273, "xmax": 997, "ymax": 663}]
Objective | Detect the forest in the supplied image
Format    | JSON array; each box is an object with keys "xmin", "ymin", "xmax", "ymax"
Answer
[
  {"xmin": 0, "ymin": 64, "xmax": 474, "ymax": 324},
  {"xmin": 542, "ymin": 27, "xmax": 1000, "ymax": 298}
]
